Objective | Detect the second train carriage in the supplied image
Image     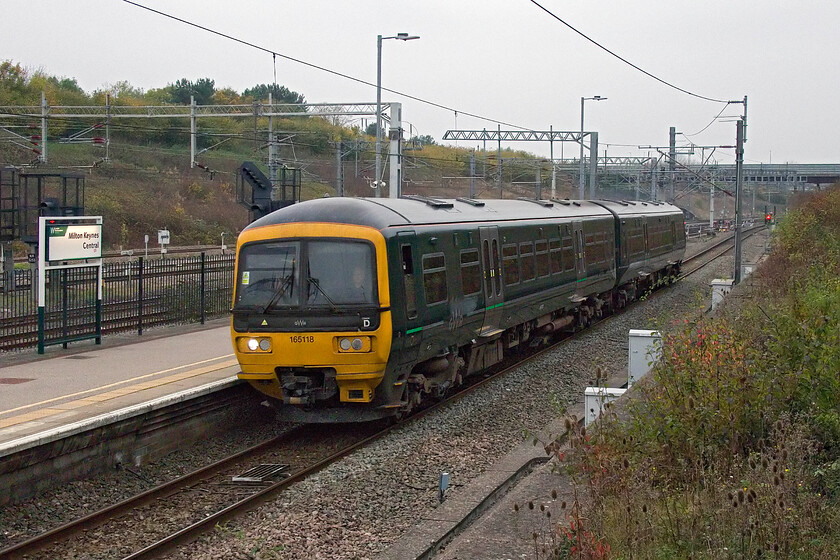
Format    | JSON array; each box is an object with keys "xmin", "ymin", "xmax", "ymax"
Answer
[{"xmin": 231, "ymin": 196, "xmax": 685, "ymax": 422}]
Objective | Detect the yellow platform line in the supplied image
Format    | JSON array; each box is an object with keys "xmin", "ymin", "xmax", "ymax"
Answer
[
  {"xmin": 1, "ymin": 354, "xmax": 235, "ymax": 416},
  {"xmin": 0, "ymin": 358, "xmax": 239, "ymax": 430}
]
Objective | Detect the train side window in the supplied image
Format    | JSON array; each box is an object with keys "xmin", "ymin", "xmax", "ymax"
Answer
[
  {"xmin": 536, "ymin": 240, "xmax": 549, "ymax": 277},
  {"xmin": 520, "ymin": 242, "xmax": 535, "ymax": 282},
  {"xmin": 502, "ymin": 243, "xmax": 519, "ymax": 286},
  {"xmin": 584, "ymin": 233, "xmax": 595, "ymax": 266},
  {"xmin": 491, "ymin": 239, "xmax": 502, "ymax": 296},
  {"xmin": 482, "ymin": 239, "xmax": 493, "ymax": 297},
  {"xmin": 401, "ymin": 244, "xmax": 417, "ymax": 319},
  {"xmin": 562, "ymin": 236, "xmax": 575, "ymax": 272},
  {"xmin": 422, "ymin": 253, "xmax": 448, "ymax": 305},
  {"xmin": 549, "ymin": 238, "xmax": 562, "ymax": 275},
  {"xmin": 460, "ymin": 249, "xmax": 481, "ymax": 296}
]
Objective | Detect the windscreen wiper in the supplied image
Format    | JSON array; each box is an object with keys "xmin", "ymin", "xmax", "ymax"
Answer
[
  {"xmin": 307, "ymin": 277, "xmax": 339, "ymax": 311},
  {"xmin": 262, "ymin": 265, "xmax": 295, "ymax": 312}
]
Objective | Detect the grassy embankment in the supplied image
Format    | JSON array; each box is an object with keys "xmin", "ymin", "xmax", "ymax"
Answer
[{"xmin": 529, "ymin": 186, "xmax": 840, "ymax": 559}]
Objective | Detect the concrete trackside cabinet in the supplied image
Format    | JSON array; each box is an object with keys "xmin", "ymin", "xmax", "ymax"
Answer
[
  {"xmin": 584, "ymin": 387, "xmax": 626, "ymax": 426},
  {"xmin": 711, "ymin": 279, "xmax": 734, "ymax": 311},
  {"xmin": 628, "ymin": 329, "xmax": 661, "ymax": 386}
]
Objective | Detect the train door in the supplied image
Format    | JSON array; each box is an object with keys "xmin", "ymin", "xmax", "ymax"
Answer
[
  {"xmin": 396, "ymin": 231, "xmax": 420, "ymax": 364},
  {"xmin": 573, "ymin": 220, "xmax": 586, "ymax": 281},
  {"xmin": 478, "ymin": 226, "xmax": 504, "ymax": 337}
]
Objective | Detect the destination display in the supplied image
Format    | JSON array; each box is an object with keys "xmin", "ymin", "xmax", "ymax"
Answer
[{"xmin": 46, "ymin": 223, "xmax": 103, "ymax": 261}]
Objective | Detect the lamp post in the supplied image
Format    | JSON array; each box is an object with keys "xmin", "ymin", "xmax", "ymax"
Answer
[
  {"xmin": 375, "ymin": 32, "xmax": 419, "ymax": 198},
  {"xmin": 579, "ymin": 95, "xmax": 606, "ymax": 199}
]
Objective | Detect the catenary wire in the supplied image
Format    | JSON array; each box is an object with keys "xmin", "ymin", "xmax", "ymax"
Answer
[{"xmin": 527, "ymin": 0, "xmax": 732, "ymax": 105}]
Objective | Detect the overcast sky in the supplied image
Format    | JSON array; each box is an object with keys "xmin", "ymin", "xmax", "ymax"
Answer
[{"xmin": 4, "ymin": 1, "xmax": 839, "ymax": 165}]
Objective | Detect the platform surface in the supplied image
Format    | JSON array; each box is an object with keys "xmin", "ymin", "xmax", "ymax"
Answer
[{"xmin": 0, "ymin": 319, "xmax": 242, "ymax": 455}]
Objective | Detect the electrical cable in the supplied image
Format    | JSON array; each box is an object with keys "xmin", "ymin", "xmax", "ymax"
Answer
[
  {"xmin": 121, "ymin": 0, "xmax": 532, "ymax": 131},
  {"xmin": 681, "ymin": 103, "xmax": 730, "ymax": 137},
  {"xmin": 527, "ymin": 0, "xmax": 732, "ymax": 104}
]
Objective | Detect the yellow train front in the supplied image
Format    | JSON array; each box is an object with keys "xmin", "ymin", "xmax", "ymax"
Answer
[{"xmin": 231, "ymin": 203, "xmax": 397, "ymax": 422}]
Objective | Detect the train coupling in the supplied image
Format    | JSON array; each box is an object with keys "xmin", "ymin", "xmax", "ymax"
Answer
[{"xmin": 278, "ymin": 367, "xmax": 338, "ymax": 404}]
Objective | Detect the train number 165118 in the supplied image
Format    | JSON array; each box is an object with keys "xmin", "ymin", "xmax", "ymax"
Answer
[{"xmin": 289, "ymin": 335, "xmax": 315, "ymax": 344}]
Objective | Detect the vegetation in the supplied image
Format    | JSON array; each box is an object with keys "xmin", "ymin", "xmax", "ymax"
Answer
[{"xmin": 526, "ymin": 185, "xmax": 840, "ymax": 558}]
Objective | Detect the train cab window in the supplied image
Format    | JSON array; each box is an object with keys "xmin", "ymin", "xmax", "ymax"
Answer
[
  {"xmin": 502, "ymin": 243, "xmax": 519, "ymax": 286},
  {"xmin": 402, "ymin": 244, "xmax": 417, "ymax": 319},
  {"xmin": 520, "ymin": 242, "xmax": 535, "ymax": 282},
  {"xmin": 460, "ymin": 249, "xmax": 481, "ymax": 296},
  {"xmin": 422, "ymin": 253, "xmax": 448, "ymax": 305},
  {"xmin": 549, "ymin": 238, "xmax": 562, "ymax": 275},
  {"xmin": 235, "ymin": 241, "xmax": 299, "ymax": 309},
  {"xmin": 307, "ymin": 241, "xmax": 376, "ymax": 306},
  {"xmin": 536, "ymin": 240, "xmax": 549, "ymax": 278}
]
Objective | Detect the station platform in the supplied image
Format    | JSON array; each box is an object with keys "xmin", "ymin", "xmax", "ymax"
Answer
[{"xmin": 0, "ymin": 319, "xmax": 242, "ymax": 459}]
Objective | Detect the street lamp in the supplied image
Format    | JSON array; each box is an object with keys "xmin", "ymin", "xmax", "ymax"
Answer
[
  {"xmin": 375, "ymin": 32, "xmax": 419, "ymax": 198},
  {"xmin": 579, "ymin": 95, "xmax": 607, "ymax": 199}
]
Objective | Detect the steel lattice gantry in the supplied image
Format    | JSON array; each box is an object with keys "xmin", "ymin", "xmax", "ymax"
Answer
[{"xmin": 442, "ymin": 128, "xmax": 598, "ymax": 199}]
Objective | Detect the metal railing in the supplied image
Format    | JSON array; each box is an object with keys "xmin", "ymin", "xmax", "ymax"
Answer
[{"xmin": 0, "ymin": 253, "xmax": 235, "ymax": 352}]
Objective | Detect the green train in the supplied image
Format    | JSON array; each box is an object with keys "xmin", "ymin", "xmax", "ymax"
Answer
[{"xmin": 230, "ymin": 196, "xmax": 686, "ymax": 422}]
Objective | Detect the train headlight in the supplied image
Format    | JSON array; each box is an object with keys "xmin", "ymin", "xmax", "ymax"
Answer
[
  {"xmin": 242, "ymin": 337, "xmax": 271, "ymax": 353},
  {"xmin": 337, "ymin": 336, "xmax": 371, "ymax": 352}
]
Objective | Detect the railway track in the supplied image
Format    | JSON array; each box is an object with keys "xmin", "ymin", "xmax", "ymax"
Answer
[{"xmin": 0, "ymin": 229, "xmax": 756, "ymax": 559}]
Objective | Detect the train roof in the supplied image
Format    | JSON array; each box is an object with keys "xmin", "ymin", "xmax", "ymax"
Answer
[
  {"xmin": 246, "ymin": 196, "xmax": 624, "ymax": 231},
  {"xmin": 590, "ymin": 199, "xmax": 686, "ymax": 218}
]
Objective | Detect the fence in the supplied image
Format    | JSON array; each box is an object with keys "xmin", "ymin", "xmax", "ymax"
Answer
[{"xmin": 0, "ymin": 253, "xmax": 235, "ymax": 352}]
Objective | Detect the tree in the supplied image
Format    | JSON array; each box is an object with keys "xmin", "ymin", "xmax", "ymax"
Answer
[
  {"xmin": 0, "ymin": 61, "xmax": 35, "ymax": 104},
  {"xmin": 242, "ymin": 83, "xmax": 305, "ymax": 108},
  {"xmin": 411, "ymin": 134, "xmax": 436, "ymax": 146},
  {"xmin": 166, "ymin": 77, "xmax": 216, "ymax": 105}
]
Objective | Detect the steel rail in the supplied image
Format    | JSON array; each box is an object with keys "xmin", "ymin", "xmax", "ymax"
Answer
[{"xmin": 0, "ymin": 426, "xmax": 308, "ymax": 560}]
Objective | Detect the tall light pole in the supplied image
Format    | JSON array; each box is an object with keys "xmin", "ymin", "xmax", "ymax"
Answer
[
  {"xmin": 376, "ymin": 33, "xmax": 419, "ymax": 198},
  {"xmin": 579, "ymin": 95, "xmax": 606, "ymax": 199}
]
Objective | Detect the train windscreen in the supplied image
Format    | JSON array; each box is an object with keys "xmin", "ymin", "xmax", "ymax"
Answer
[
  {"xmin": 306, "ymin": 240, "xmax": 376, "ymax": 306},
  {"xmin": 235, "ymin": 241, "xmax": 300, "ymax": 310},
  {"xmin": 235, "ymin": 239, "xmax": 376, "ymax": 311}
]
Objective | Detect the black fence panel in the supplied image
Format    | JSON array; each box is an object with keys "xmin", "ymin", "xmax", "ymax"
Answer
[{"xmin": 0, "ymin": 253, "xmax": 235, "ymax": 352}]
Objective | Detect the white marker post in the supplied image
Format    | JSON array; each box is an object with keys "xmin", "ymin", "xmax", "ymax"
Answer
[{"xmin": 158, "ymin": 229, "xmax": 170, "ymax": 255}]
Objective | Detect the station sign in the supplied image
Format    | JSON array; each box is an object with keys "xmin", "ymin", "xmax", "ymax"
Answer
[
  {"xmin": 158, "ymin": 229, "xmax": 170, "ymax": 245},
  {"xmin": 46, "ymin": 223, "xmax": 102, "ymax": 261}
]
